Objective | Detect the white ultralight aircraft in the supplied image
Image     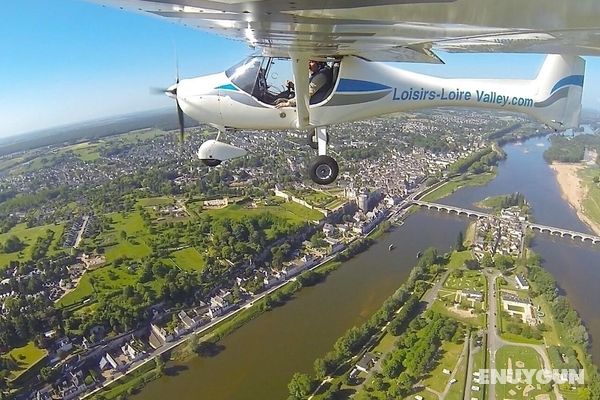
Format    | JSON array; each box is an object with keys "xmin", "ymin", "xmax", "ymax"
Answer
[{"xmin": 90, "ymin": 0, "xmax": 600, "ymax": 185}]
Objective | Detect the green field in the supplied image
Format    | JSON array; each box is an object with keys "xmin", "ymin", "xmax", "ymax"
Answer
[
  {"xmin": 444, "ymin": 270, "xmax": 485, "ymax": 291},
  {"xmin": 102, "ymin": 212, "xmax": 152, "ymax": 262},
  {"xmin": 446, "ymin": 339, "xmax": 469, "ymax": 400},
  {"xmin": 0, "ymin": 222, "xmax": 65, "ymax": 269},
  {"xmin": 59, "ymin": 142, "xmax": 101, "ymax": 162},
  {"xmin": 3, "ymin": 342, "xmax": 47, "ymax": 380},
  {"xmin": 495, "ymin": 345, "xmax": 549, "ymax": 400},
  {"xmin": 58, "ymin": 258, "xmax": 166, "ymax": 308},
  {"xmin": 115, "ymin": 128, "xmax": 169, "ymax": 144},
  {"xmin": 57, "ymin": 272, "xmax": 94, "ymax": 307},
  {"xmin": 169, "ymin": 247, "xmax": 206, "ymax": 272},
  {"xmin": 137, "ymin": 196, "xmax": 176, "ymax": 207},
  {"xmin": 421, "ymin": 172, "xmax": 496, "ymax": 202},
  {"xmin": 0, "ymin": 156, "xmax": 24, "ymax": 172},
  {"xmin": 201, "ymin": 199, "xmax": 323, "ymax": 225},
  {"xmin": 421, "ymin": 341, "xmax": 464, "ymax": 392},
  {"xmin": 445, "ymin": 250, "xmax": 474, "ymax": 270},
  {"xmin": 470, "ymin": 337, "xmax": 487, "ymax": 400},
  {"xmin": 58, "ymin": 211, "xmax": 156, "ymax": 307},
  {"xmin": 579, "ymin": 167, "xmax": 600, "ymax": 229}
]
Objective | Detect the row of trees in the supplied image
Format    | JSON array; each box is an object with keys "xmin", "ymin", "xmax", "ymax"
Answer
[
  {"xmin": 377, "ymin": 311, "xmax": 461, "ymax": 397},
  {"xmin": 543, "ymin": 134, "xmax": 597, "ymax": 163},
  {"xmin": 448, "ymin": 146, "xmax": 504, "ymax": 175},
  {"xmin": 526, "ymin": 255, "xmax": 600, "ymax": 397},
  {"xmin": 287, "ymin": 247, "xmax": 443, "ymax": 400}
]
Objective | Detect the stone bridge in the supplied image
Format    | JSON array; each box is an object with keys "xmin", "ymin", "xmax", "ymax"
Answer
[
  {"xmin": 411, "ymin": 201, "xmax": 600, "ymax": 244},
  {"xmin": 528, "ymin": 223, "xmax": 600, "ymax": 244}
]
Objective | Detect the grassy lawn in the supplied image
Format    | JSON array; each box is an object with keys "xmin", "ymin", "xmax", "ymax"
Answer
[
  {"xmin": 445, "ymin": 250, "xmax": 473, "ymax": 270},
  {"xmin": 470, "ymin": 341, "xmax": 487, "ymax": 400},
  {"xmin": 579, "ymin": 167, "xmax": 600, "ymax": 227},
  {"xmin": 115, "ymin": 128, "xmax": 169, "ymax": 144},
  {"xmin": 495, "ymin": 345, "xmax": 549, "ymax": 400},
  {"xmin": 403, "ymin": 389, "xmax": 438, "ymax": 400},
  {"xmin": 201, "ymin": 199, "xmax": 323, "ymax": 227},
  {"xmin": 60, "ymin": 142, "xmax": 101, "ymax": 162},
  {"xmin": 421, "ymin": 172, "xmax": 496, "ymax": 202},
  {"xmin": 421, "ymin": 341, "xmax": 464, "ymax": 392},
  {"xmin": 444, "ymin": 270, "xmax": 485, "ymax": 291},
  {"xmin": 303, "ymin": 191, "xmax": 336, "ymax": 207},
  {"xmin": 3, "ymin": 342, "xmax": 47, "ymax": 380},
  {"xmin": 59, "ymin": 211, "xmax": 157, "ymax": 307},
  {"xmin": 446, "ymin": 340, "xmax": 469, "ymax": 400},
  {"xmin": 57, "ymin": 271, "xmax": 95, "ymax": 307},
  {"xmin": 169, "ymin": 247, "xmax": 206, "ymax": 272},
  {"xmin": 103, "ymin": 212, "xmax": 151, "ymax": 262},
  {"xmin": 137, "ymin": 196, "xmax": 175, "ymax": 207},
  {"xmin": 0, "ymin": 222, "xmax": 65, "ymax": 270},
  {"xmin": 372, "ymin": 331, "xmax": 397, "ymax": 354},
  {"xmin": 0, "ymin": 156, "xmax": 24, "ymax": 172},
  {"xmin": 325, "ymin": 198, "xmax": 347, "ymax": 210},
  {"xmin": 58, "ymin": 262, "xmax": 165, "ymax": 308}
]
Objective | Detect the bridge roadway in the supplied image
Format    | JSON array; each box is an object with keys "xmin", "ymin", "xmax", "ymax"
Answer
[{"xmin": 411, "ymin": 200, "xmax": 600, "ymax": 245}]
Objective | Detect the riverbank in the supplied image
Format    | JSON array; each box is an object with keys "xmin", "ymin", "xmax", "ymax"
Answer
[
  {"xmin": 549, "ymin": 162, "xmax": 600, "ymax": 235},
  {"xmin": 87, "ymin": 218, "xmax": 395, "ymax": 399}
]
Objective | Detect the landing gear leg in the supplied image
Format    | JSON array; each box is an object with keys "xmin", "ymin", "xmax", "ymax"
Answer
[
  {"xmin": 307, "ymin": 128, "xmax": 328, "ymax": 150},
  {"xmin": 308, "ymin": 126, "xmax": 339, "ymax": 185}
]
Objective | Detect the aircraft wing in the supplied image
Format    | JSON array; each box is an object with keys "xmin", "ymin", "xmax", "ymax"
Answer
[{"xmin": 90, "ymin": 0, "xmax": 600, "ymax": 63}]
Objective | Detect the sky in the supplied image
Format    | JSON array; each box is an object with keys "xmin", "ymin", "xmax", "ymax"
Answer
[{"xmin": 1, "ymin": 0, "xmax": 600, "ymax": 138}]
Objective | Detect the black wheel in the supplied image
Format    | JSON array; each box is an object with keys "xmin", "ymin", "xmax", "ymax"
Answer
[
  {"xmin": 309, "ymin": 155, "xmax": 339, "ymax": 185},
  {"xmin": 201, "ymin": 158, "xmax": 222, "ymax": 167},
  {"xmin": 307, "ymin": 129, "xmax": 328, "ymax": 150}
]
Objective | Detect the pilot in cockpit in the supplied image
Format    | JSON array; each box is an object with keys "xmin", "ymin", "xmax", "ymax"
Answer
[{"xmin": 275, "ymin": 60, "xmax": 332, "ymax": 108}]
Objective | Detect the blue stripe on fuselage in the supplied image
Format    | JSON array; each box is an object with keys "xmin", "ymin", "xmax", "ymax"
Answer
[
  {"xmin": 550, "ymin": 75, "xmax": 584, "ymax": 94},
  {"xmin": 337, "ymin": 79, "xmax": 391, "ymax": 92},
  {"xmin": 216, "ymin": 83, "xmax": 238, "ymax": 91}
]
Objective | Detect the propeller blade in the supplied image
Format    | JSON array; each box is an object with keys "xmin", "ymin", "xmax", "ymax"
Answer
[{"xmin": 150, "ymin": 87, "xmax": 170, "ymax": 95}]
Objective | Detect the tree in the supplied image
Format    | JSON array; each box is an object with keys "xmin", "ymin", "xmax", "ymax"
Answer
[
  {"xmin": 288, "ymin": 373, "xmax": 314, "ymax": 399},
  {"xmin": 40, "ymin": 366, "xmax": 57, "ymax": 383},
  {"xmin": 495, "ymin": 255, "xmax": 514, "ymax": 272},
  {"xmin": 481, "ymin": 253, "xmax": 494, "ymax": 269},
  {"xmin": 2, "ymin": 236, "xmax": 24, "ymax": 253},
  {"xmin": 313, "ymin": 358, "xmax": 330, "ymax": 380},
  {"xmin": 456, "ymin": 231, "xmax": 465, "ymax": 251},
  {"xmin": 396, "ymin": 372, "xmax": 413, "ymax": 395}
]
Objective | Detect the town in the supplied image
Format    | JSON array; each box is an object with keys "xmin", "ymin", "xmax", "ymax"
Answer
[{"xmin": 1, "ymin": 109, "xmax": 584, "ymax": 400}]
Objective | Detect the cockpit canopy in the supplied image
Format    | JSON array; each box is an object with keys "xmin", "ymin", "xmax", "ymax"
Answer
[{"xmin": 225, "ymin": 56, "xmax": 340, "ymax": 105}]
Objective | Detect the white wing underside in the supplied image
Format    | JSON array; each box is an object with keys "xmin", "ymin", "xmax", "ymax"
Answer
[{"xmin": 91, "ymin": 0, "xmax": 600, "ymax": 62}]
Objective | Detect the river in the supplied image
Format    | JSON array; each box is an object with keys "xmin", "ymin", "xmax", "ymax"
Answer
[
  {"xmin": 137, "ymin": 134, "xmax": 600, "ymax": 399},
  {"xmin": 440, "ymin": 135, "xmax": 600, "ymax": 362},
  {"xmin": 137, "ymin": 212, "xmax": 467, "ymax": 400}
]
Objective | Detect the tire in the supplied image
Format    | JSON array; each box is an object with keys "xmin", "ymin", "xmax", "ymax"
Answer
[
  {"xmin": 201, "ymin": 158, "xmax": 222, "ymax": 167},
  {"xmin": 309, "ymin": 155, "xmax": 339, "ymax": 185}
]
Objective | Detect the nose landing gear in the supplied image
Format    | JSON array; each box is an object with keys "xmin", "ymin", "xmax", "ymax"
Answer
[
  {"xmin": 308, "ymin": 127, "xmax": 339, "ymax": 185},
  {"xmin": 197, "ymin": 139, "xmax": 247, "ymax": 167}
]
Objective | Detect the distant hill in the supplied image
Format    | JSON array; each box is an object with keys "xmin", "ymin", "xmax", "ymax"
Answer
[{"xmin": 0, "ymin": 109, "xmax": 200, "ymax": 157}]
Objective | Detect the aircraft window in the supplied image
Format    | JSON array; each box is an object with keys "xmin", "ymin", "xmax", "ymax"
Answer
[
  {"xmin": 312, "ymin": 60, "xmax": 341, "ymax": 105},
  {"xmin": 225, "ymin": 57, "xmax": 264, "ymax": 96},
  {"xmin": 226, "ymin": 57, "xmax": 293, "ymax": 104}
]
